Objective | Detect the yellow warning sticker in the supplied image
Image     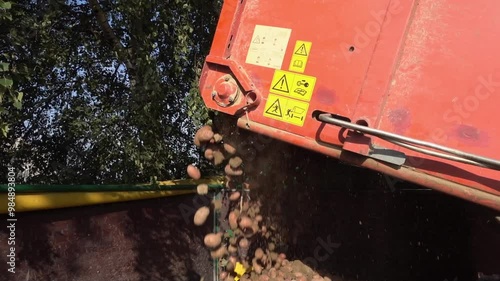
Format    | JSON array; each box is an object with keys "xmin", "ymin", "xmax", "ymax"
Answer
[
  {"xmin": 269, "ymin": 70, "xmax": 317, "ymax": 102},
  {"xmin": 263, "ymin": 94, "xmax": 310, "ymax": 127},
  {"xmin": 289, "ymin": 41, "xmax": 312, "ymax": 73}
]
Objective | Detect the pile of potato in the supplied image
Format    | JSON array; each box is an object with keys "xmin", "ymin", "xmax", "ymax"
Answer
[{"xmin": 188, "ymin": 125, "xmax": 332, "ymax": 281}]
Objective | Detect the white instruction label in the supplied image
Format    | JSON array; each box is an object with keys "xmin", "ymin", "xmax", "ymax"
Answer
[{"xmin": 245, "ymin": 25, "xmax": 292, "ymax": 69}]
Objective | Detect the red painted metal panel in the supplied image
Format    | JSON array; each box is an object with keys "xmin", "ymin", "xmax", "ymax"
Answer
[{"xmin": 199, "ymin": 0, "xmax": 500, "ymax": 209}]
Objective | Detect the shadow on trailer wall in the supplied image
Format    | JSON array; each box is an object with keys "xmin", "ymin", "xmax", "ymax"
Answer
[{"xmin": 0, "ymin": 195, "xmax": 214, "ymax": 281}]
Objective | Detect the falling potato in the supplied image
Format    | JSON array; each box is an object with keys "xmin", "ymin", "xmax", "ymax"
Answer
[
  {"xmin": 194, "ymin": 125, "xmax": 214, "ymax": 147},
  {"xmin": 210, "ymin": 245, "xmax": 227, "ymax": 259},
  {"xmin": 187, "ymin": 164, "xmax": 201, "ymax": 180},
  {"xmin": 255, "ymin": 248, "xmax": 264, "ymax": 260},
  {"xmin": 228, "ymin": 156, "xmax": 243, "ymax": 169},
  {"xmin": 196, "ymin": 183, "xmax": 209, "ymax": 195},
  {"xmin": 213, "ymin": 149, "xmax": 226, "ymax": 166},
  {"xmin": 204, "ymin": 147, "xmax": 214, "ymax": 160},
  {"xmin": 228, "ymin": 210, "xmax": 239, "ymax": 230},
  {"xmin": 225, "ymin": 164, "xmax": 243, "ymax": 176},
  {"xmin": 213, "ymin": 133, "xmax": 223, "ymax": 143},
  {"xmin": 204, "ymin": 232, "xmax": 223, "ymax": 248},
  {"xmin": 239, "ymin": 216, "xmax": 253, "ymax": 229},
  {"xmin": 223, "ymin": 142, "xmax": 237, "ymax": 155},
  {"xmin": 193, "ymin": 206, "xmax": 210, "ymax": 226},
  {"xmin": 229, "ymin": 191, "xmax": 241, "ymax": 201}
]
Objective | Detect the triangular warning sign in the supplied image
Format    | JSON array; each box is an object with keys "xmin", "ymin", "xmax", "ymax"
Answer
[
  {"xmin": 265, "ymin": 99, "xmax": 283, "ymax": 117},
  {"xmin": 294, "ymin": 43, "xmax": 308, "ymax": 56},
  {"xmin": 272, "ymin": 74, "xmax": 289, "ymax": 93},
  {"xmin": 252, "ymin": 36, "xmax": 261, "ymax": 44}
]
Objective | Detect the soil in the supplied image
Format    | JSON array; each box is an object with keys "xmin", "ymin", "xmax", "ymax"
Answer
[{"xmin": 0, "ymin": 117, "xmax": 499, "ymax": 281}]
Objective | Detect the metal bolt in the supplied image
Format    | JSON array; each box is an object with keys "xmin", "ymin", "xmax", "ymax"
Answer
[
  {"xmin": 228, "ymin": 97, "xmax": 234, "ymax": 103},
  {"xmin": 224, "ymin": 76, "xmax": 230, "ymax": 82},
  {"xmin": 211, "ymin": 91, "xmax": 217, "ymax": 98}
]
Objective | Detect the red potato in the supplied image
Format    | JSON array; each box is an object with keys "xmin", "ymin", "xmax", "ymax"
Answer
[
  {"xmin": 279, "ymin": 253, "xmax": 286, "ymax": 260},
  {"xmin": 228, "ymin": 255, "xmax": 238, "ymax": 265},
  {"xmin": 238, "ymin": 237, "xmax": 249, "ymax": 258},
  {"xmin": 229, "ymin": 191, "xmax": 241, "ymax": 201},
  {"xmin": 252, "ymin": 258, "xmax": 263, "ymax": 274},
  {"xmin": 204, "ymin": 147, "xmax": 214, "ymax": 160},
  {"xmin": 226, "ymin": 261, "xmax": 235, "ymax": 272},
  {"xmin": 238, "ymin": 237, "xmax": 249, "ymax": 249},
  {"xmin": 268, "ymin": 268, "xmax": 277, "ymax": 278},
  {"xmin": 210, "ymin": 246, "xmax": 227, "ymax": 259},
  {"xmin": 228, "ymin": 210, "xmax": 239, "ymax": 230},
  {"xmin": 187, "ymin": 164, "xmax": 201, "ymax": 180},
  {"xmin": 283, "ymin": 265, "xmax": 293, "ymax": 272},
  {"xmin": 219, "ymin": 271, "xmax": 228, "ymax": 280},
  {"xmin": 254, "ymin": 248, "xmax": 264, "ymax": 260},
  {"xmin": 261, "ymin": 225, "xmax": 267, "ymax": 234},
  {"xmin": 228, "ymin": 156, "xmax": 243, "ymax": 169},
  {"xmin": 251, "ymin": 221, "xmax": 260, "ymax": 234},
  {"xmin": 258, "ymin": 275, "xmax": 269, "ymax": 281},
  {"xmin": 196, "ymin": 183, "xmax": 209, "ymax": 195},
  {"xmin": 225, "ymin": 164, "xmax": 243, "ymax": 176},
  {"xmin": 239, "ymin": 216, "xmax": 253, "ymax": 229},
  {"xmin": 229, "ymin": 237, "xmax": 237, "ymax": 246},
  {"xmin": 223, "ymin": 142, "xmax": 237, "ymax": 155},
  {"xmin": 228, "ymin": 244, "xmax": 238, "ymax": 254},
  {"xmin": 294, "ymin": 272, "xmax": 304, "ymax": 278},
  {"xmin": 274, "ymin": 256, "xmax": 283, "ymax": 269},
  {"xmin": 311, "ymin": 275, "xmax": 324, "ymax": 281},
  {"xmin": 213, "ymin": 133, "xmax": 223, "ymax": 143},
  {"xmin": 269, "ymin": 252, "xmax": 278, "ymax": 262},
  {"xmin": 193, "ymin": 206, "xmax": 210, "ymax": 226},
  {"xmin": 204, "ymin": 232, "xmax": 222, "ymax": 248},
  {"xmin": 194, "ymin": 125, "xmax": 214, "ymax": 147},
  {"xmin": 213, "ymin": 150, "xmax": 226, "ymax": 166}
]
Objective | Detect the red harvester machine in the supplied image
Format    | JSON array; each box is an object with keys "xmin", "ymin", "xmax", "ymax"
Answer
[{"xmin": 199, "ymin": 0, "xmax": 500, "ymax": 210}]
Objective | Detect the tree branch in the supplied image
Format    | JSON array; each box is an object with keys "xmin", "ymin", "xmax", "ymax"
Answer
[{"xmin": 88, "ymin": 0, "xmax": 135, "ymax": 76}]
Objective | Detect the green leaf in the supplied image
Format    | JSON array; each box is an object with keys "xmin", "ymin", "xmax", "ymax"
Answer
[
  {"xmin": 12, "ymin": 91, "xmax": 22, "ymax": 109},
  {"xmin": 0, "ymin": 2, "xmax": 12, "ymax": 9},
  {"xmin": 0, "ymin": 77, "xmax": 13, "ymax": 88},
  {"xmin": 0, "ymin": 62, "xmax": 9, "ymax": 72},
  {"xmin": 0, "ymin": 123, "xmax": 8, "ymax": 137}
]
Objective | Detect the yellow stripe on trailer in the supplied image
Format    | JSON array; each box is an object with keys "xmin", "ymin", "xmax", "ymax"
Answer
[{"xmin": 0, "ymin": 190, "xmax": 195, "ymax": 214}]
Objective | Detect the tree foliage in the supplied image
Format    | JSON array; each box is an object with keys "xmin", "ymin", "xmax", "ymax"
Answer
[
  {"xmin": 0, "ymin": 0, "xmax": 25, "ymax": 137},
  {"xmin": 0, "ymin": 0, "xmax": 222, "ymax": 184}
]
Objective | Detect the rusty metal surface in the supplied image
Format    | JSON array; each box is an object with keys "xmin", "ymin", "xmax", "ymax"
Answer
[{"xmin": 199, "ymin": 0, "xmax": 500, "ymax": 208}]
